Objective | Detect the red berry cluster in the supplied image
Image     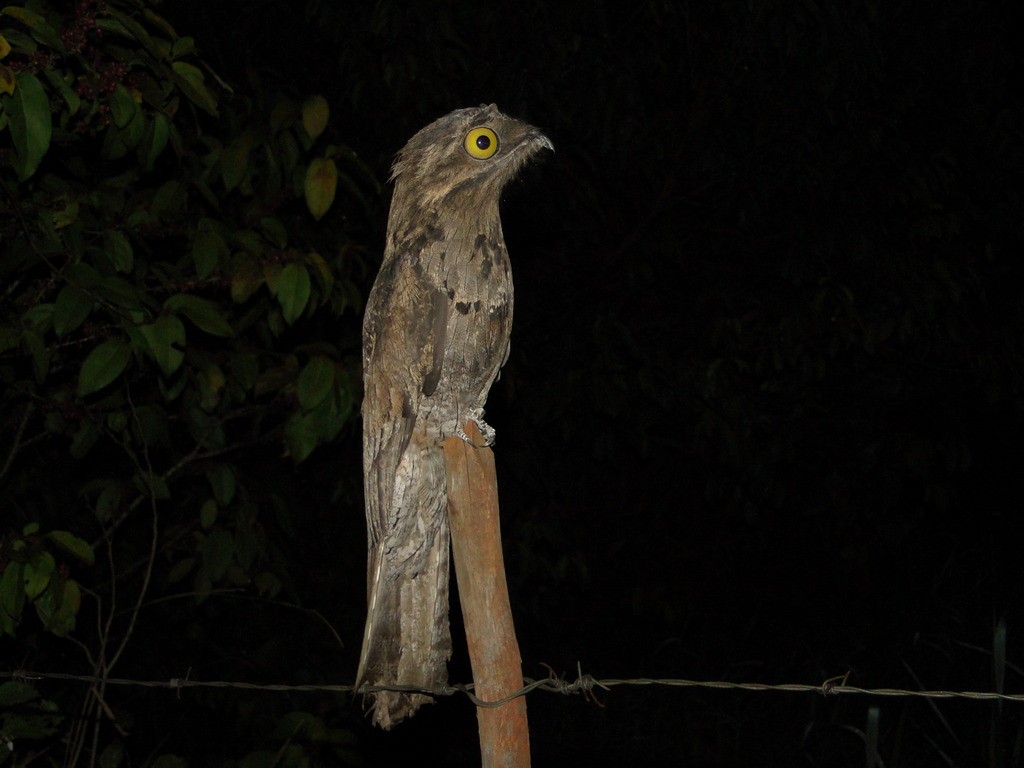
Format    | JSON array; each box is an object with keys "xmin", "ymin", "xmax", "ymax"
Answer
[
  {"xmin": 3, "ymin": 49, "xmax": 54, "ymax": 74},
  {"xmin": 98, "ymin": 60, "xmax": 128, "ymax": 93},
  {"xmin": 73, "ymin": 77, "xmax": 95, "ymax": 100},
  {"xmin": 73, "ymin": 60, "xmax": 127, "ymax": 98},
  {"xmin": 69, "ymin": 37, "xmax": 129, "ymax": 133},
  {"xmin": 60, "ymin": 0, "xmax": 103, "ymax": 54}
]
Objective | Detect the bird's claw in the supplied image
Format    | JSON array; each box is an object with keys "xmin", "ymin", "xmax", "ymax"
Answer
[{"xmin": 457, "ymin": 408, "xmax": 496, "ymax": 446}]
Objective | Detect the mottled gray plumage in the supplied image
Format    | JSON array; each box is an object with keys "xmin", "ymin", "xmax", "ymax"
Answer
[{"xmin": 357, "ymin": 105, "xmax": 551, "ymax": 729}]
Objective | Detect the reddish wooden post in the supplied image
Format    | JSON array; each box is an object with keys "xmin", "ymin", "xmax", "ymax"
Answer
[{"xmin": 442, "ymin": 421, "xmax": 530, "ymax": 767}]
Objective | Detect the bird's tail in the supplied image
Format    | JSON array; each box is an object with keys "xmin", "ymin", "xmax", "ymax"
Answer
[{"xmin": 355, "ymin": 439, "xmax": 452, "ymax": 729}]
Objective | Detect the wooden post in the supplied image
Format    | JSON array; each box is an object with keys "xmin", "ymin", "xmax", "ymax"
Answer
[{"xmin": 442, "ymin": 421, "xmax": 530, "ymax": 767}]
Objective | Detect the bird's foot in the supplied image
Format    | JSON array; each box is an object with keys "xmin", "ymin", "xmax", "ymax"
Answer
[{"xmin": 457, "ymin": 408, "xmax": 496, "ymax": 446}]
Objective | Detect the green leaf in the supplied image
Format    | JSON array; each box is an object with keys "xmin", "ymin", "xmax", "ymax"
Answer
[
  {"xmin": 263, "ymin": 260, "xmax": 283, "ymax": 295},
  {"xmin": 139, "ymin": 112, "xmax": 169, "ymax": 170},
  {"xmin": 23, "ymin": 552, "xmax": 55, "ymax": 599},
  {"xmin": 304, "ymin": 157, "xmax": 337, "ymax": 220},
  {"xmin": 47, "ymin": 531, "xmax": 95, "ymax": 565},
  {"xmin": 99, "ymin": 740, "xmax": 125, "ymax": 768},
  {"xmin": 95, "ymin": 481, "xmax": 123, "ymax": 523},
  {"xmin": 70, "ymin": 421, "xmax": 100, "ymax": 458},
  {"xmin": 167, "ymin": 557, "xmax": 195, "ymax": 584},
  {"xmin": 1, "ymin": 7, "xmax": 64, "ymax": 51},
  {"xmin": 231, "ymin": 254, "xmax": 263, "ymax": 303},
  {"xmin": 170, "ymin": 60, "xmax": 218, "ymax": 116},
  {"xmin": 58, "ymin": 580, "xmax": 82, "ymax": 634},
  {"xmin": 206, "ymin": 464, "xmax": 236, "ymax": 507},
  {"xmin": 201, "ymin": 529, "xmax": 234, "ymax": 582},
  {"xmin": 164, "ymin": 294, "xmax": 234, "ymax": 337},
  {"xmin": 0, "ymin": 561, "xmax": 26, "ymax": 636},
  {"xmin": 35, "ymin": 578, "xmax": 80, "ymax": 636},
  {"xmin": 0, "ymin": 704, "xmax": 62, "ymax": 739},
  {"xmin": 109, "ymin": 84, "xmax": 137, "ymax": 129},
  {"xmin": 233, "ymin": 228, "xmax": 266, "ymax": 257},
  {"xmin": 53, "ymin": 285, "xmax": 93, "ymax": 338},
  {"xmin": 297, "ymin": 355, "xmax": 334, "ymax": 411},
  {"xmin": 220, "ymin": 131, "xmax": 256, "ymax": 191},
  {"xmin": 269, "ymin": 98, "xmax": 298, "ymax": 134},
  {"xmin": 255, "ymin": 358, "xmax": 299, "ymax": 397},
  {"xmin": 106, "ymin": 410, "xmax": 127, "ymax": 432},
  {"xmin": 25, "ymin": 302, "xmax": 54, "ymax": 331},
  {"xmin": 23, "ymin": 327, "xmax": 49, "ymax": 383},
  {"xmin": 94, "ymin": 275, "xmax": 143, "ymax": 309},
  {"xmin": 139, "ymin": 315, "xmax": 186, "ymax": 376},
  {"xmin": 254, "ymin": 571, "xmax": 283, "ymax": 598},
  {"xmin": 101, "ymin": 8, "xmax": 161, "ymax": 60},
  {"xmin": 277, "ymin": 264, "xmax": 311, "ymax": 325},
  {"xmin": 0, "ymin": 61, "xmax": 14, "ymax": 95},
  {"xmin": 186, "ymin": 405, "xmax": 225, "ymax": 450},
  {"xmin": 0, "ymin": 681, "xmax": 39, "ymax": 707},
  {"xmin": 151, "ymin": 179, "xmax": 186, "ymax": 218},
  {"xmin": 67, "ymin": 262, "xmax": 101, "ymax": 289},
  {"xmin": 105, "ymin": 231, "xmax": 134, "ymax": 273},
  {"xmin": 306, "ymin": 251, "xmax": 334, "ymax": 294},
  {"xmin": 259, "ymin": 217, "xmax": 288, "ymax": 249},
  {"xmin": 52, "ymin": 198, "xmax": 79, "ymax": 229},
  {"xmin": 133, "ymin": 471, "xmax": 170, "ymax": 500},
  {"xmin": 43, "ymin": 67, "xmax": 81, "ymax": 114},
  {"xmin": 301, "ymin": 94, "xmax": 329, "ymax": 140},
  {"xmin": 313, "ymin": 390, "xmax": 350, "ymax": 444},
  {"xmin": 130, "ymin": 404, "xmax": 170, "ymax": 447},
  {"xmin": 200, "ymin": 498, "xmax": 218, "ymax": 529},
  {"xmin": 7, "ymin": 72, "xmax": 52, "ymax": 180},
  {"xmin": 78, "ymin": 339, "xmax": 131, "ymax": 396},
  {"xmin": 229, "ymin": 352, "xmax": 259, "ymax": 391},
  {"xmin": 197, "ymin": 363, "xmax": 225, "ymax": 412},
  {"xmin": 170, "ymin": 36, "xmax": 196, "ymax": 60},
  {"xmin": 102, "ymin": 109, "xmax": 146, "ymax": 160},
  {"xmin": 40, "ymin": 67, "xmax": 78, "ymax": 114},
  {"xmin": 192, "ymin": 225, "xmax": 228, "ymax": 279},
  {"xmin": 284, "ymin": 412, "xmax": 317, "ymax": 464}
]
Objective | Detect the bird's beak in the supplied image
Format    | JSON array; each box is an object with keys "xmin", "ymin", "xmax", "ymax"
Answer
[{"xmin": 530, "ymin": 133, "xmax": 554, "ymax": 153}]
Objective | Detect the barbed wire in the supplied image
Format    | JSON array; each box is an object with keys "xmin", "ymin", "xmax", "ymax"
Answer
[{"xmin": 5, "ymin": 667, "xmax": 1024, "ymax": 708}]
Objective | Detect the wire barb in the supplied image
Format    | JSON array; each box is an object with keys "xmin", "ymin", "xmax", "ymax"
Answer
[{"xmin": 820, "ymin": 671, "xmax": 851, "ymax": 696}]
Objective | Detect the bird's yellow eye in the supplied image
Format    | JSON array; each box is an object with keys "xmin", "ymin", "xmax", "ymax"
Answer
[{"xmin": 464, "ymin": 127, "xmax": 499, "ymax": 159}]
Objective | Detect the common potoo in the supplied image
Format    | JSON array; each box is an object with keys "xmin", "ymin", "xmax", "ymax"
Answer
[{"xmin": 357, "ymin": 105, "xmax": 552, "ymax": 729}]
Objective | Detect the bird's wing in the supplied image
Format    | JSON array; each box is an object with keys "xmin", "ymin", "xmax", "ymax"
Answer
[
  {"xmin": 361, "ymin": 251, "xmax": 449, "ymax": 544},
  {"xmin": 358, "ymin": 247, "xmax": 451, "ymax": 709}
]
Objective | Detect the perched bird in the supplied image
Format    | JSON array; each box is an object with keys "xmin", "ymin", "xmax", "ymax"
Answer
[{"xmin": 357, "ymin": 105, "xmax": 552, "ymax": 729}]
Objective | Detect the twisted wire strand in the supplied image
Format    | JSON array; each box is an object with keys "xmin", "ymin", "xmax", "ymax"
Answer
[{"xmin": 7, "ymin": 667, "xmax": 1024, "ymax": 707}]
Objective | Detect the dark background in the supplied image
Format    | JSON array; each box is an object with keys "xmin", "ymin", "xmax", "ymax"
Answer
[{"xmin": 158, "ymin": 1, "xmax": 1022, "ymax": 764}]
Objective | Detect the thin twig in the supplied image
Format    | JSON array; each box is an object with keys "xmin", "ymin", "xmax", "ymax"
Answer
[
  {"xmin": 0, "ymin": 401, "xmax": 35, "ymax": 483},
  {"xmin": 106, "ymin": 390, "xmax": 160, "ymax": 674}
]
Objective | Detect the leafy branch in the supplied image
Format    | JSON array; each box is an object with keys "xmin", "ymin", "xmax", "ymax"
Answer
[{"xmin": 0, "ymin": 1, "xmax": 372, "ymax": 765}]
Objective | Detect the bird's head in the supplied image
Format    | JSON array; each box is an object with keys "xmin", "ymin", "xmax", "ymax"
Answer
[{"xmin": 391, "ymin": 104, "xmax": 553, "ymax": 210}]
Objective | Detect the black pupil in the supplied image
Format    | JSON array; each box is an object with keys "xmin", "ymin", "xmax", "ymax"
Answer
[{"xmin": 475, "ymin": 134, "xmax": 491, "ymax": 150}]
